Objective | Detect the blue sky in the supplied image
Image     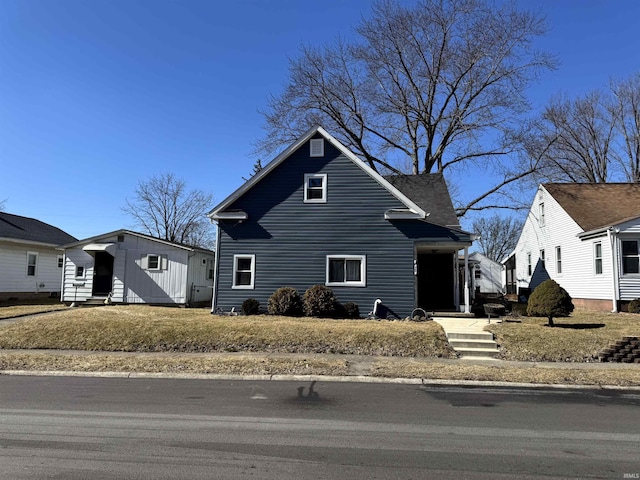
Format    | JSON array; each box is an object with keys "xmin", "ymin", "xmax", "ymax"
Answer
[{"xmin": 1, "ymin": 0, "xmax": 638, "ymax": 240}]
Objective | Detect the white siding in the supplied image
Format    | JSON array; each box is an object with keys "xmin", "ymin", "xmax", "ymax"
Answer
[
  {"xmin": 616, "ymin": 221, "xmax": 640, "ymax": 300},
  {"xmin": 514, "ymin": 186, "xmax": 613, "ymax": 301},
  {"xmin": 61, "ymin": 249, "xmax": 94, "ymax": 302},
  {"xmin": 0, "ymin": 241, "xmax": 64, "ymax": 294},
  {"xmin": 469, "ymin": 252, "xmax": 502, "ymax": 294},
  {"xmin": 186, "ymin": 251, "xmax": 215, "ymax": 304}
]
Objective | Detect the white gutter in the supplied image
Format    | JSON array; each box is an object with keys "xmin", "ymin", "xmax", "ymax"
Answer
[{"xmin": 607, "ymin": 227, "xmax": 620, "ymax": 313}]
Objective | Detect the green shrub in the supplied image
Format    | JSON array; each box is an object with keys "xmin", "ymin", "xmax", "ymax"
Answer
[
  {"xmin": 267, "ymin": 287, "xmax": 303, "ymax": 316},
  {"xmin": 628, "ymin": 299, "xmax": 640, "ymax": 314},
  {"xmin": 241, "ymin": 298, "xmax": 260, "ymax": 315},
  {"xmin": 526, "ymin": 279, "xmax": 574, "ymax": 326},
  {"xmin": 303, "ymin": 284, "xmax": 337, "ymax": 317}
]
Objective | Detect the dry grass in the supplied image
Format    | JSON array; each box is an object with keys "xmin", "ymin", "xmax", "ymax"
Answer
[
  {"xmin": 371, "ymin": 360, "xmax": 640, "ymax": 387},
  {"xmin": 0, "ymin": 305, "xmax": 455, "ymax": 358},
  {"xmin": 486, "ymin": 310, "xmax": 640, "ymax": 362},
  {"xmin": 0, "ymin": 351, "xmax": 348, "ymax": 376},
  {"xmin": 0, "ymin": 302, "xmax": 68, "ymax": 319}
]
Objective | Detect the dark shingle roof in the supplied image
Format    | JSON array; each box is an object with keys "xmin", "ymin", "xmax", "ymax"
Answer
[
  {"xmin": 385, "ymin": 173, "xmax": 460, "ymax": 228},
  {"xmin": 544, "ymin": 183, "xmax": 640, "ymax": 232},
  {"xmin": 0, "ymin": 212, "xmax": 77, "ymax": 245}
]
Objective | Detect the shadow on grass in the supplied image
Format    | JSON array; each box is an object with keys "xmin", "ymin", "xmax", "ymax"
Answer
[{"xmin": 548, "ymin": 323, "xmax": 606, "ymax": 330}]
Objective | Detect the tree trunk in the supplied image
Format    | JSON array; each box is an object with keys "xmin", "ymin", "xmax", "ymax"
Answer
[{"xmin": 547, "ymin": 316, "xmax": 554, "ymax": 327}]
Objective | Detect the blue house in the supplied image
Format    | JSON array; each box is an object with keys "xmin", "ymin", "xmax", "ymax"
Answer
[{"xmin": 208, "ymin": 126, "xmax": 475, "ymax": 316}]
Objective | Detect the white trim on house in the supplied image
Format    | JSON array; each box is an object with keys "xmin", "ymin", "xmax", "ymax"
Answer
[
  {"xmin": 207, "ymin": 126, "xmax": 427, "ymax": 220},
  {"xmin": 232, "ymin": 254, "xmax": 255, "ymax": 289},
  {"xmin": 209, "ymin": 210, "xmax": 248, "ymax": 221},
  {"xmin": 82, "ymin": 243, "xmax": 117, "ymax": 256},
  {"xmin": 325, "ymin": 255, "xmax": 366, "ymax": 287}
]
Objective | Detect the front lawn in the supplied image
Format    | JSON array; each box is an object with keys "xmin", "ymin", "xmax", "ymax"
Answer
[
  {"xmin": 0, "ymin": 305, "xmax": 455, "ymax": 358},
  {"xmin": 0, "ymin": 299, "xmax": 68, "ymax": 319},
  {"xmin": 486, "ymin": 310, "xmax": 639, "ymax": 362}
]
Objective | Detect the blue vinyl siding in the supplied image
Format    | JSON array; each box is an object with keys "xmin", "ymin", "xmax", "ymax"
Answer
[{"xmin": 215, "ymin": 135, "xmax": 468, "ymax": 316}]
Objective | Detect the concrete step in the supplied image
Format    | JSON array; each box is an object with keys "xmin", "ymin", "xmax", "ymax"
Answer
[
  {"xmin": 449, "ymin": 338, "xmax": 500, "ymax": 350},
  {"xmin": 447, "ymin": 331, "xmax": 495, "ymax": 341},
  {"xmin": 456, "ymin": 347, "xmax": 501, "ymax": 359}
]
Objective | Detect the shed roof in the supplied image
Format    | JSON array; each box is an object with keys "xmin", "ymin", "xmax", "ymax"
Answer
[
  {"xmin": 544, "ymin": 183, "xmax": 640, "ymax": 232},
  {"xmin": 0, "ymin": 212, "xmax": 77, "ymax": 245},
  {"xmin": 385, "ymin": 173, "xmax": 461, "ymax": 228}
]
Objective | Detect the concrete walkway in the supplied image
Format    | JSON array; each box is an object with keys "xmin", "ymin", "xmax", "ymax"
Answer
[{"xmin": 433, "ymin": 316, "xmax": 501, "ymax": 360}]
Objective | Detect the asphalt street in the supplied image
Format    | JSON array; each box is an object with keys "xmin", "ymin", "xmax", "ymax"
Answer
[{"xmin": 1, "ymin": 376, "xmax": 639, "ymax": 479}]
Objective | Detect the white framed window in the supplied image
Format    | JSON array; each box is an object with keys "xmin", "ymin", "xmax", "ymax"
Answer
[
  {"xmin": 539, "ymin": 202, "xmax": 545, "ymax": 226},
  {"xmin": 326, "ymin": 255, "xmax": 366, "ymax": 287},
  {"xmin": 474, "ymin": 268, "xmax": 481, "ymax": 280},
  {"xmin": 540, "ymin": 249, "xmax": 545, "ymax": 268},
  {"xmin": 207, "ymin": 258, "xmax": 214, "ymax": 280},
  {"xmin": 622, "ymin": 240, "xmax": 639, "ymax": 274},
  {"xmin": 594, "ymin": 242, "xmax": 603, "ymax": 275},
  {"xmin": 304, "ymin": 174, "xmax": 327, "ymax": 203},
  {"xmin": 26, "ymin": 252, "xmax": 38, "ymax": 276},
  {"xmin": 233, "ymin": 254, "xmax": 255, "ymax": 289},
  {"xmin": 310, "ymin": 138, "xmax": 324, "ymax": 157},
  {"xmin": 75, "ymin": 265, "xmax": 85, "ymax": 278},
  {"xmin": 527, "ymin": 253, "xmax": 532, "ymax": 276},
  {"xmin": 57, "ymin": 255, "xmax": 64, "ymax": 268},
  {"xmin": 555, "ymin": 246, "xmax": 562, "ymax": 274},
  {"xmin": 147, "ymin": 254, "xmax": 161, "ymax": 270}
]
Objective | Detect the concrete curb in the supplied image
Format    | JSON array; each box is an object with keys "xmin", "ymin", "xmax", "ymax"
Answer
[{"xmin": 2, "ymin": 369, "xmax": 640, "ymax": 391}]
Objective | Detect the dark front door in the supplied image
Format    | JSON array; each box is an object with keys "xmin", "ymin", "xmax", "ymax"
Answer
[
  {"xmin": 92, "ymin": 251, "xmax": 114, "ymax": 296},
  {"xmin": 417, "ymin": 253, "xmax": 455, "ymax": 311}
]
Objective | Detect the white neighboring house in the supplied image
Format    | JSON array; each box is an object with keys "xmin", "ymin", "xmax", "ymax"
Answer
[
  {"xmin": 468, "ymin": 252, "xmax": 503, "ymax": 295},
  {"xmin": 0, "ymin": 212, "xmax": 77, "ymax": 301},
  {"xmin": 507, "ymin": 183, "xmax": 640, "ymax": 312},
  {"xmin": 60, "ymin": 230, "xmax": 215, "ymax": 306}
]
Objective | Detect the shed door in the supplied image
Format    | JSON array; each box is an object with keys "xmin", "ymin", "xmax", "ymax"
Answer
[{"xmin": 92, "ymin": 251, "xmax": 114, "ymax": 296}]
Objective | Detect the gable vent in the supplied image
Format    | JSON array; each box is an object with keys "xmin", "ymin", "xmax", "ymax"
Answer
[{"xmin": 310, "ymin": 139, "xmax": 324, "ymax": 157}]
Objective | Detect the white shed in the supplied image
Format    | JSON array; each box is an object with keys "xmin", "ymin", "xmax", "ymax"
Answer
[{"xmin": 60, "ymin": 230, "xmax": 215, "ymax": 306}]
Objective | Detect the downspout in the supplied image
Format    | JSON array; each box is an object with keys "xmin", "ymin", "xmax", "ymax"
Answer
[
  {"xmin": 60, "ymin": 253, "xmax": 66, "ymax": 302},
  {"xmin": 607, "ymin": 227, "xmax": 619, "ymax": 313},
  {"xmin": 210, "ymin": 221, "xmax": 221, "ymax": 314},
  {"xmin": 462, "ymin": 247, "xmax": 469, "ymax": 313}
]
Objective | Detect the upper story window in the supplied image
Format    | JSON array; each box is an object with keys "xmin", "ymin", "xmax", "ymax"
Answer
[
  {"xmin": 622, "ymin": 240, "xmax": 639, "ymax": 274},
  {"xmin": 233, "ymin": 254, "xmax": 255, "ymax": 289},
  {"xmin": 594, "ymin": 242, "xmax": 603, "ymax": 275},
  {"xmin": 540, "ymin": 249, "xmax": 545, "ymax": 268},
  {"xmin": 527, "ymin": 253, "xmax": 532, "ymax": 276},
  {"xmin": 555, "ymin": 246, "xmax": 562, "ymax": 274},
  {"xmin": 304, "ymin": 174, "xmax": 327, "ymax": 203},
  {"xmin": 26, "ymin": 252, "xmax": 37, "ymax": 276},
  {"xmin": 310, "ymin": 138, "xmax": 324, "ymax": 157},
  {"xmin": 539, "ymin": 202, "xmax": 545, "ymax": 227}
]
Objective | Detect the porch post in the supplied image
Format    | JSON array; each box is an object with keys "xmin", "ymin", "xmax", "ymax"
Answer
[{"xmin": 464, "ymin": 247, "xmax": 470, "ymax": 313}]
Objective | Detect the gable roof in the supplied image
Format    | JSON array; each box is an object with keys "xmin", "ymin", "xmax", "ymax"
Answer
[
  {"xmin": 60, "ymin": 229, "xmax": 215, "ymax": 254},
  {"xmin": 0, "ymin": 212, "xmax": 77, "ymax": 245},
  {"xmin": 208, "ymin": 126, "xmax": 427, "ymax": 219},
  {"xmin": 544, "ymin": 183, "xmax": 640, "ymax": 232},
  {"xmin": 384, "ymin": 173, "xmax": 460, "ymax": 228}
]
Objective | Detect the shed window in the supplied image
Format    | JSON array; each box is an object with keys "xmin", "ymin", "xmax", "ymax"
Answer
[
  {"xmin": 75, "ymin": 265, "xmax": 85, "ymax": 278},
  {"xmin": 622, "ymin": 240, "xmax": 639, "ymax": 274},
  {"xmin": 594, "ymin": 242, "xmax": 603, "ymax": 275},
  {"xmin": 207, "ymin": 258, "xmax": 214, "ymax": 280},
  {"xmin": 326, "ymin": 255, "xmax": 366, "ymax": 287},
  {"xmin": 304, "ymin": 174, "xmax": 327, "ymax": 203},
  {"xmin": 147, "ymin": 254, "xmax": 160, "ymax": 270},
  {"xmin": 26, "ymin": 252, "xmax": 38, "ymax": 276},
  {"xmin": 233, "ymin": 255, "xmax": 255, "ymax": 289}
]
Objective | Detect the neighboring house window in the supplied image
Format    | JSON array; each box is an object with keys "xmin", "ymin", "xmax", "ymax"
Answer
[
  {"xmin": 540, "ymin": 249, "xmax": 545, "ymax": 268},
  {"xmin": 207, "ymin": 259, "xmax": 214, "ymax": 280},
  {"xmin": 594, "ymin": 242, "xmax": 603, "ymax": 275},
  {"xmin": 622, "ymin": 240, "xmax": 640, "ymax": 274},
  {"xmin": 57, "ymin": 255, "xmax": 64, "ymax": 268},
  {"xmin": 26, "ymin": 252, "xmax": 38, "ymax": 276},
  {"xmin": 326, "ymin": 255, "xmax": 366, "ymax": 287},
  {"xmin": 304, "ymin": 174, "xmax": 327, "ymax": 203},
  {"xmin": 233, "ymin": 255, "xmax": 255, "ymax": 289},
  {"xmin": 539, "ymin": 202, "xmax": 545, "ymax": 226},
  {"xmin": 555, "ymin": 246, "xmax": 562, "ymax": 274},
  {"xmin": 474, "ymin": 268, "xmax": 481, "ymax": 280},
  {"xmin": 310, "ymin": 138, "xmax": 324, "ymax": 157},
  {"xmin": 147, "ymin": 254, "xmax": 161, "ymax": 270},
  {"xmin": 117, "ymin": 235, "xmax": 125, "ymax": 242},
  {"xmin": 527, "ymin": 253, "xmax": 532, "ymax": 276},
  {"xmin": 75, "ymin": 265, "xmax": 85, "ymax": 278}
]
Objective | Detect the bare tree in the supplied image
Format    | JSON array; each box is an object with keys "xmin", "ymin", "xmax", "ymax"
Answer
[
  {"xmin": 242, "ymin": 159, "xmax": 264, "ymax": 182},
  {"xmin": 472, "ymin": 214, "xmax": 523, "ymax": 263},
  {"xmin": 536, "ymin": 92, "xmax": 616, "ymax": 183},
  {"xmin": 122, "ymin": 173, "xmax": 215, "ymax": 249},
  {"xmin": 258, "ymin": 0, "xmax": 556, "ymax": 215},
  {"xmin": 611, "ymin": 73, "xmax": 640, "ymax": 182},
  {"xmin": 0, "ymin": 199, "xmax": 5, "ymax": 211}
]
